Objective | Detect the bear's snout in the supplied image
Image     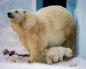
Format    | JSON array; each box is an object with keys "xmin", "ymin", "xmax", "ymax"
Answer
[{"xmin": 7, "ymin": 12, "xmax": 14, "ymax": 18}]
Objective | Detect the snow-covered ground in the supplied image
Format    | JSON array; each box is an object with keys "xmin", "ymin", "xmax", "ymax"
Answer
[
  {"xmin": 0, "ymin": 13, "xmax": 86, "ymax": 69},
  {"xmin": 0, "ymin": 57, "xmax": 86, "ymax": 69}
]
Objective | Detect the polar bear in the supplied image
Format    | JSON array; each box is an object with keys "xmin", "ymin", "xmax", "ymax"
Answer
[
  {"xmin": 7, "ymin": 5, "xmax": 74, "ymax": 62},
  {"xmin": 45, "ymin": 47, "xmax": 73, "ymax": 64}
]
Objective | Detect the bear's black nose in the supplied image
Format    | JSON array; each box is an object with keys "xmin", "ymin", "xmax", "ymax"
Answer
[
  {"xmin": 7, "ymin": 12, "xmax": 14, "ymax": 18},
  {"xmin": 7, "ymin": 12, "xmax": 11, "ymax": 16}
]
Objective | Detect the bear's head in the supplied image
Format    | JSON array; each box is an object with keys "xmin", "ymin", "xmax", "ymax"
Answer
[
  {"xmin": 64, "ymin": 48, "xmax": 73, "ymax": 58},
  {"xmin": 7, "ymin": 9, "xmax": 27, "ymax": 23}
]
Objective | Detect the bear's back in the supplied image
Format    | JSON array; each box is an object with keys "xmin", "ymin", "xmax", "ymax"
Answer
[{"xmin": 36, "ymin": 5, "xmax": 73, "ymax": 32}]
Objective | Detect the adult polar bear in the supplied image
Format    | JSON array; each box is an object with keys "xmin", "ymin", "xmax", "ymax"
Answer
[{"xmin": 7, "ymin": 6, "xmax": 74, "ymax": 63}]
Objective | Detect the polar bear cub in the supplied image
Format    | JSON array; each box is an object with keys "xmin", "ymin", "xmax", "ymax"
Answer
[{"xmin": 45, "ymin": 47, "xmax": 73, "ymax": 64}]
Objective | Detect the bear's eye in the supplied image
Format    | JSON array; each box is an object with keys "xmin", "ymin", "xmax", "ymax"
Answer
[
  {"xmin": 24, "ymin": 11, "xmax": 26, "ymax": 13},
  {"xmin": 15, "ymin": 10, "xmax": 18, "ymax": 13}
]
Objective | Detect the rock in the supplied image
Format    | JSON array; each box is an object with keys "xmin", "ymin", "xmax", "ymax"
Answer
[
  {"xmin": 3, "ymin": 49, "xmax": 9, "ymax": 55},
  {"xmin": 9, "ymin": 51, "xmax": 15, "ymax": 56}
]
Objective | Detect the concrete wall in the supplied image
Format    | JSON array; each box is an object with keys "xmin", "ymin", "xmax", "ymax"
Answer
[{"xmin": 76, "ymin": 0, "xmax": 86, "ymax": 58}]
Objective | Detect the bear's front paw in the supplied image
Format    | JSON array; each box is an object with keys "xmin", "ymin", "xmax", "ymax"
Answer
[
  {"xmin": 28, "ymin": 57, "xmax": 33, "ymax": 63},
  {"xmin": 47, "ymin": 59, "xmax": 53, "ymax": 64}
]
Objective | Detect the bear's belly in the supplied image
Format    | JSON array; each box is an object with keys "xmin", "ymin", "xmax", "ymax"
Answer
[{"xmin": 48, "ymin": 31, "xmax": 66, "ymax": 47}]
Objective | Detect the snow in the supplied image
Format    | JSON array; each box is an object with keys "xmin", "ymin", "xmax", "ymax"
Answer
[
  {"xmin": 0, "ymin": 12, "xmax": 86, "ymax": 69},
  {"xmin": 0, "ymin": 63, "xmax": 78, "ymax": 69},
  {"xmin": 0, "ymin": 57, "xmax": 86, "ymax": 69}
]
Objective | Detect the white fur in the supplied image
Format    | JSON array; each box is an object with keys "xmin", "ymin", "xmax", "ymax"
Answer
[
  {"xmin": 8, "ymin": 6, "xmax": 74, "ymax": 62},
  {"xmin": 45, "ymin": 47, "xmax": 73, "ymax": 64}
]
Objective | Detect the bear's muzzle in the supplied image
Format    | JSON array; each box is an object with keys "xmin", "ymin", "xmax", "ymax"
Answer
[{"xmin": 7, "ymin": 12, "xmax": 15, "ymax": 18}]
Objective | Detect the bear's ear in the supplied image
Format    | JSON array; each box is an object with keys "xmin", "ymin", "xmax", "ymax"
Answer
[
  {"xmin": 65, "ymin": 48, "xmax": 71, "ymax": 53},
  {"xmin": 64, "ymin": 49, "xmax": 67, "ymax": 54},
  {"xmin": 64, "ymin": 48, "xmax": 69, "ymax": 54}
]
